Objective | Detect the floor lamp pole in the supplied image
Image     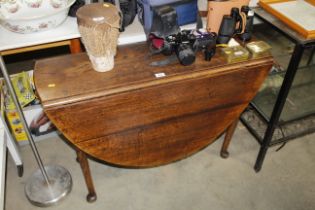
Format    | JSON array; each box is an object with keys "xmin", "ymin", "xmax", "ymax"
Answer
[{"xmin": 0, "ymin": 56, "xmax": 72, "ymax": 207}]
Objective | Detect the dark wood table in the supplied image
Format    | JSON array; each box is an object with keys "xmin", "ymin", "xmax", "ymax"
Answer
[{"xmin": 34, "ymin": 43, "xmax": 273, "ymax": 202}]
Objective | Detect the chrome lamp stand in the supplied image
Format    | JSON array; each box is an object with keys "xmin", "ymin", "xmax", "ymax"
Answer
[{"xmin": 0, "ymin": 56, "xmax": 72, "ymax": 207}]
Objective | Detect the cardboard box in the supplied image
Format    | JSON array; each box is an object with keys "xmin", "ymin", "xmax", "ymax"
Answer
[
  {"xmin": 5, "ymin": 104, "xmax": 56, "ymax": 142},
  {"xmin": 1, "ymin": 70, "xmax": 56, "ymax": 143}
]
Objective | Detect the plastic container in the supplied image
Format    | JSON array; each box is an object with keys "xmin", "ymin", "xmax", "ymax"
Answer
[{"xmin": 220, "ymin": 45, "xmax": 249, "ymax": 63}]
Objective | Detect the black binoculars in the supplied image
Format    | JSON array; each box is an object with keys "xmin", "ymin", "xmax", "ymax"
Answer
[{"xmin": 217, "ymin": 6, "xmax": 254, "ymax": 44}]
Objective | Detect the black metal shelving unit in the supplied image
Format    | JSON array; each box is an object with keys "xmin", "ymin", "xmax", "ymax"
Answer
[
  {"xmin": 242, "ymin": 65, "xmax": 315, "ymax": 145},
  {"xmin": 241, "ymin": 8, "xmax": 315, "ymax": 172}
]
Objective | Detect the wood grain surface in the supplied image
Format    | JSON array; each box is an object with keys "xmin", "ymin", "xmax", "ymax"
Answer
[{"xmin": 34, "ymin": 43, "xmax": 273, "ymax": 167}]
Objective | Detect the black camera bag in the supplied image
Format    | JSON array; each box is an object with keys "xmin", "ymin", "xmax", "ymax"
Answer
[{"xmin": 150, "ymin": 5, "xmax": 180, "ymax": 38}]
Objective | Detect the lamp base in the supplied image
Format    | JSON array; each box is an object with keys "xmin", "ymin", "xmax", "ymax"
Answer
[{"xmin": 25, "ymin": 165, "xmax": 72, "ymax": 207}]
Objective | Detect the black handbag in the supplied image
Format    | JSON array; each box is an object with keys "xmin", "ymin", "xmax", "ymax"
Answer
[
  {"xmin": 68, "ymin": 0, "xmax": 85, "ymax": 17},
  {"xmin": 118, "ymin": 0, "xmax": 137, "ymax": 31}
]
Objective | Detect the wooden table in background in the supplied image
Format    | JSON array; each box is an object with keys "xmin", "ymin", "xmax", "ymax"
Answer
[{"xmin": 34, "ymin": 43, "xmax": 273, "ymax": 202}]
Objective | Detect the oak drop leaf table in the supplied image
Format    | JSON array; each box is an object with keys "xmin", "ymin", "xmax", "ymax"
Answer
[{"xmin": 34, "ymin": 43, "xmax": 273, "ymax": 202}]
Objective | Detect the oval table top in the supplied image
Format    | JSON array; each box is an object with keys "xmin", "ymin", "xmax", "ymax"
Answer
[{"xmin": 34, "ymin": 43, "xmax": 273, "ymax": 167}]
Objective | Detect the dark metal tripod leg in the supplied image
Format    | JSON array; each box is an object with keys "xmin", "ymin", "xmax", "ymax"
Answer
[
  {"xmin": 76, "ymin": 150, "xmax": 97, "ymax": 202},
  {"xmin": 17, "ymin": 165, "xmax": 24, "ymax": 177},
  {"xmin": 307, "ymin": 46, "xmax": 314, "ymax": 66},
  {"xmin": 221, "ymin": 119, "xmax": 239, "ymax": 158},
  {"xmin": 254, "ymin": 44, "xmax": 305, "ymax": 172}
]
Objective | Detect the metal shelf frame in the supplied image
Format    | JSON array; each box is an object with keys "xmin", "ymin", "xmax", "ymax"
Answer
[{"xmin": 243, "ymin": 8, "xmax": 315, "ymax": 172}]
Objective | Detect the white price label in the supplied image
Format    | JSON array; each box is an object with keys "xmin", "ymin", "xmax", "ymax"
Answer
[
  {"xmin": 154, "ymin": 72, "xmax": 166, "ymax": 78},
  {"xmin": 234, "ymin": 51, "xmax": 244, "ymax": 56}
]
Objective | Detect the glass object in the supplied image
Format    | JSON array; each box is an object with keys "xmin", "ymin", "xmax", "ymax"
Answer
[{"xmin": 220, "ymin": 45, "xmax": 250, "ymax": 63}]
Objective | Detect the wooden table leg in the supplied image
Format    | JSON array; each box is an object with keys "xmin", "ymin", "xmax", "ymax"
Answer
[
  {"xmin": 70, "ymin": 38, "xmax": 82, "ymax": 54},
  {"xmin": 76, "ymin": 150, "xmax": 97, "ymax": 202},
  {"xmin": 220, "ymin": 119, "xmax": 239, "ymax": 158}
]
